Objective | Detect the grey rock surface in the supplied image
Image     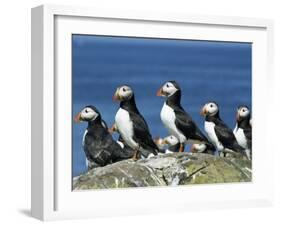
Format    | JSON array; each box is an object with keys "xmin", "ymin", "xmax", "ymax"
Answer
[{"xmin": 73, "ymin": 153, "xmax": 252, "ymax": 190}]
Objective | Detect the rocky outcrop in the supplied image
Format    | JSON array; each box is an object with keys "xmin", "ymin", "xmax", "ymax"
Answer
[{"xmin": 73, "ymin": 153, "xmax": 252, "ymax": 190}]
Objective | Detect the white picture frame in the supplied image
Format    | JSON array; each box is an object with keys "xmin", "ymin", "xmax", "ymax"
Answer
[{"xmin": 31, "ymin": 4, "xmax": 274, "ymax": 221}]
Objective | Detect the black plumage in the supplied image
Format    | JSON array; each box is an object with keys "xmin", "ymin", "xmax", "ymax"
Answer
[
  {"xmin": 166, "ymin": 143, "xmax": 180, "ymax": 153},
  {"xmin": 236, "ymin": 106, "xmax": 252, "ymax": 150},
  {"xmin": 164, "ymin": 81, "xmax": 210, "ymax": 144},
  {"xmin": 120, "ymin": 95, "xmax": 159, "ymax": 156},
  {"xmin": 241, "ymin": 127, "xmax": 252, "ymax": 150},
  {"xmin": 174, "ymin": 106, "xmax": 210, "ymax": 144},
  {"xmin": 203, "ymin": 143, "xmax": 216, "ymax": 155},
  {"xmin": 206, "ymin": 112, "xmax": 246, "ymax": 155},
  {"xmin": 75, "ymin": 105, "xmax": 133, "ymax": 169}
]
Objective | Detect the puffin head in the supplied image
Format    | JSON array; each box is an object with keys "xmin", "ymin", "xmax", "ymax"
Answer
[
  {"xmin": 157, "ymin": 81, "xmax": 180, "ymax": 97},
  {"xmin": 200, "ymin": 102, "xmax": 219, "ymax": 117},
  {"xmin": 154, "ymin": 135, "xmax": 179, "ymax": 146},
  {"xmin": 113, "ymin": 85, "xmax": 133, "ymax": 101},
  {"xmin": 163, "ymin": 135, "xmax": 179, "ymax": 146},
  {"xmin": 190, "ymin": 143, "xmax": 207, "ymax": 153},
  {"xmin": 236, "ymin": 105, "xmax": 250, "ymax": 122},
  {"xmin": 74, "ymin": 105, "xmax": 101, "ymax": 123}
]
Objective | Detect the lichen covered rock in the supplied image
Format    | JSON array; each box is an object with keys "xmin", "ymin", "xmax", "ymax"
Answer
[{"xmin": 73, "ymin": 153, "xmax": 251, "ymax": 190}]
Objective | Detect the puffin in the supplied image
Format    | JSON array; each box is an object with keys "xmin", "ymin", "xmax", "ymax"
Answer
[
  {"xmin": 113, "ymin": 85, "xmax": 159, "ymax": 160},
  {"xmin": 157, "ymin": 80, "xmax": 210, "ymax": 152},
  {"xmin": 233, "ymin": 105, "xmax": 252, "ymax": 159},
  {"xmin": 190, "ymin": 143, "xmax": 216, "ymax": 155},
  {"xmin": 74, "ymin": 105, "xmax": 133, "ymax": 169},
  {"xmin": 200, "ymin": 102, "xmax": 247, "ymax": 157},
  {"xmin": 154, "ymin": 135, "xmax": 180, "ymax": 153}
]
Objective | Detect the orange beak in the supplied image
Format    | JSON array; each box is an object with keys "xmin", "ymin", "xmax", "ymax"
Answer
[
  {"xmin": 157, "ymin": 87, "xmax": 164, "ymax": 96},
  {"xmin": 200, "ymin": 106, "xmax": 207, "ymax": 116},
  {"xmin": 113, "ymin": 88, "xmax": 121, "ymax": 101},
  {"xmin": 74, "ymin": 112, "xmax": 82, "ymax": 123}
]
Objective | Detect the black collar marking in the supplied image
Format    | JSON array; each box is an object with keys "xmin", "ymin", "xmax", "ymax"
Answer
[
  {"xmin": 165, "ymin": 90, "xmax": 182, "ymax": 109},
  {"xmin": 120, "ymin": 94, "xmax": 140, "ymax": 114},
  {"xmin": 237, "ymin": 115, "xmax": 251, "ymax": 130}
]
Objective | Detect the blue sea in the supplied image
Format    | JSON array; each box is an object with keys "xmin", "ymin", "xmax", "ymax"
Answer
[{"xmin": 72, "ymin": 35, "xmax": 252, "ymax": 177}]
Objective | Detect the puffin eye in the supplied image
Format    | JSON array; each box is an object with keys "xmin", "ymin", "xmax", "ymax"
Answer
[
  {"xmin": 242, "ymin": 109, "xmax": 245, "ymax": 112},
  {"xmin": 210, "ymin": 104, "xmax": 213, "ymax": 108},
  {"xmin": 166, "ymin": 84, "xmax": 169, "ymax": 88},
  {"xmin": 122, "ymin": 87, "xmax": 126, "ymax": 92},
  {"xmin": 85, "ymin": 109, "xmax": 88, "ymax": 113}
]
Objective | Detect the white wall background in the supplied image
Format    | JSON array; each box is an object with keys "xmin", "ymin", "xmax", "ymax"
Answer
[{"xmin": 0, "ymin": 0, "xmax": 280, "ymax": 225}]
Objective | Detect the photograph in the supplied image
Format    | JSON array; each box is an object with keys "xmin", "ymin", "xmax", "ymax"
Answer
[{"xmin": 72, "ymin": 34, "xmax": 252, "ymax": 190}]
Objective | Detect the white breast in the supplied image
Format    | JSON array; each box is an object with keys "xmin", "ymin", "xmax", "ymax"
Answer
[
  {"xmin": 234, "ymin": 127, "xmax": 247, "ymax": 149},
  {"xmin": 204, "ymin": 121, "xmax": 223, "ymax": 151},
  {"xmin": 233, "ymin": 123, "xmax": 238, "ymax": 133},
  {"xmin": 82, "ymin": 129, "xmax": 88, "ymax": 147},
  {"xmin": 116, "ymin": 140, "xmax": 125, "ymax": 149},
  {"xmin": 160, "ymin": 103, "xmax": 186, "ymax": 143},
  {"xmin": 115, "ymin": 108, "xmax": 138, "ymax": 149}
]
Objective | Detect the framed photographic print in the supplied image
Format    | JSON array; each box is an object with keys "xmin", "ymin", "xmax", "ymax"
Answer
[{"xmin": 31, "ymin": 4, "xmax": 274, "ymax": 221}]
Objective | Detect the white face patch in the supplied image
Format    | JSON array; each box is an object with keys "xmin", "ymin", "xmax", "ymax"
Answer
[
  {"xmin": 164, "ymin": 135, "xmax": 179, "ymax": 146},
  {"xmin": 204, "ymin": 102, "xmax": 219, "ymax": 116},
  {"xmin": 118, "ymin": 85, "xmax": 133, "ymax": 100},
  {"xmin": 80, "ymin": 107, "xmax": 99, "ymax": 121},
  {"xmin": 162, "ymin": 82, "xmax": 178, "ymax": 97},
  {"xmin": 238, "ymin": 107, "xmax": 250, "ymax": 118}
]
